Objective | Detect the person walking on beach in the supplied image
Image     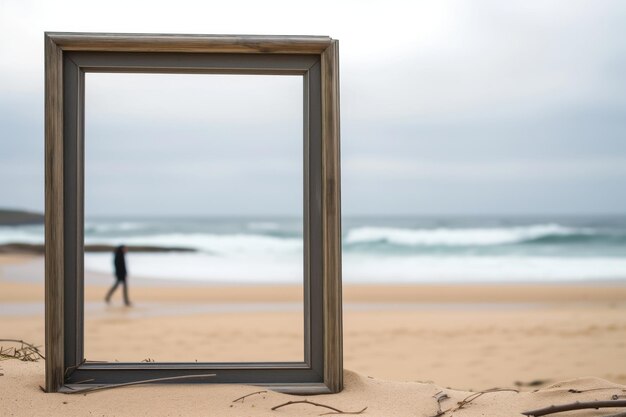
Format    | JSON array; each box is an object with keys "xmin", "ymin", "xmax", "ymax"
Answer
[{"xmin": 105, "ymin": 245, "xmax": 131, "ymax": 306}]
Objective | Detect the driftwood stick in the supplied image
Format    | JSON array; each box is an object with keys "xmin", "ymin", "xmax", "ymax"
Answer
[
  {"xmin": 232, "ymin": 390, "xmax": 267, "ymax": 403},
  {"xmin": 522, "ymin": 400, "xmax": 626, "ymax": 416},
  {"xmin": 64, "ymin": 373, "xmax": 216, "ymax": 394},
  {"xmin": 271, "ymin": 399, "xmax": 367, "ymax": 415}
]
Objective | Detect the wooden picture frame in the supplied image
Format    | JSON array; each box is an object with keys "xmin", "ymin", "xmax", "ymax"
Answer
[{"xmin": 44, "ymin": 32, "xmax": 342, "ymax": 394}]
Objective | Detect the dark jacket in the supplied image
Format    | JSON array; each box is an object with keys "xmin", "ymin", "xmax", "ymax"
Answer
[{"xmin": 114, "ymin": 247, "xmax": 127, "ymax": 280}]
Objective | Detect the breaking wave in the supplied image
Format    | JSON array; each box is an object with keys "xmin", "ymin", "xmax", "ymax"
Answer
[{"xmin": 344, "ymin": 224, "xmax": 596, "ymax": 247}]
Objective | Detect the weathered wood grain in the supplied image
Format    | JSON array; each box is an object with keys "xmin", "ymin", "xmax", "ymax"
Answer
[
  {"xmin": 44, "ymin": 33, "xmax": 65, "ymax": 393},
  {"xmin": 46, "ymin": 33, "xmax": 332, "ymax": 54},
  {"xmin": 321, "ymin": 40, "xmax": 343, "ymax": 393}
]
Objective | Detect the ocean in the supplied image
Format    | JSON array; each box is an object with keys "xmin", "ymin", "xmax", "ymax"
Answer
[{"xmin": 2, "ymin": 215, "xmax": 626, "ymax": 284}]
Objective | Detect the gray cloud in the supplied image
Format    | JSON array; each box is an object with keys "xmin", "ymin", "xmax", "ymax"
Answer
[{"xmin": 1, "ymin": 0, "xmax": 626, "ymax": 215}]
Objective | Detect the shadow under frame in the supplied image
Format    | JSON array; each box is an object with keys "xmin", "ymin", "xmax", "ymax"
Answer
[{"xmin": 44, "ymin": 32, "xmax": 342, "ymax": 394}]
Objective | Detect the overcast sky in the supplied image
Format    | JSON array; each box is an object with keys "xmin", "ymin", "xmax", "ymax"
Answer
[{"xmin": 1, "ymin": 0, "xmax": 626, "ymax": 216}]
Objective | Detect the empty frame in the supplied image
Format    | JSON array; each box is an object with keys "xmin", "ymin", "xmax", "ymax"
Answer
[{"xmin": 44, "ymin": 33, "xmax": 342, "ymax": 394}]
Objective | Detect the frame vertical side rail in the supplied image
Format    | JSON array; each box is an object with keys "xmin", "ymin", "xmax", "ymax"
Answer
[
  {"xmin": 306, "ymin": 60, "xmax": 324, "ymax": 377},
  {"xmin": 62, "ymin": 56, "xmax": 84, "ymax": 373},
  {"xmin": 77, "ymin": 69, "xmax": 86, "ymax": 367},
  {"xmin": 302, "ymin": 70, "xmax": 312, "ymax": 366},
  {"xmin": 45, "ymin": 35, "xmax": 65, "ymax": 393},
  {"xmin": 321, "ymin": 40, "xmax": 343, "ymax": 393}
]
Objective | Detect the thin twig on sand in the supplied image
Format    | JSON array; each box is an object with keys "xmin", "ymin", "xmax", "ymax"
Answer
[
  {"xmin": 0, "ymin": 339, "xmax": 45, "ymax": 361},
  {"xmin": 271, "ymin": 399, "xmax": 367, "ymax": 415},
  {"xmin": 63, "ymin": 373, "xmax": 216, "ymax": 394},
  {"xmin": 232, "ymin": 390, "xmax": 267, "ymax": 403},
  {"xmin": 522, "ymin": 400, "xmax": 626, "ymax": 416},
  {"xmin": 319, "ymin": 409, "xmax": 368, "ymax": 416},
  {"xmin": 454, "ymin": 389, "xmax": 519, "ymax": 413},
  {"xmin": 64, "ymin": 359, "xmax": 86, "ymax": 378},
  {"xmin": 567, "ymin": 388, "xmax": 626, "ymax": 394},
  {"xmin": 434, "ymin": 388, "xmax": 519, "ymax": 416}
]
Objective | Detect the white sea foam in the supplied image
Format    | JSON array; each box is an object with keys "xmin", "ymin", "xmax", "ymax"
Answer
[
  {"xmin": 83, "ymin": 252, "xmax": 626, "ymax": 284},
  {"xmin": 0, "ymin": 227, "xmax": 44, "ymax": 244},
  {"xmin": 345, "ymin": 224, "xmax": 589, "ymax": 246},
  {"xmin": 342, "ymin": 254, "xmax": 626, "ymax": 283},
  {"xmin": 85, "ymin": 233, "xmax": 302, "ymax": 256},
  {"xmin": 84, "ymin": 251, "xmax": 303, "ymax": 283},
  {"xmin": 0, "ymin": 222, "xmax": 598, "ymax": 250}
]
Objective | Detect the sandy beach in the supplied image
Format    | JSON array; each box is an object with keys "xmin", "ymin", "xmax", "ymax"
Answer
[{"xmin": 2, "ymin": 254, "xmax": 626, "ymax": 416}]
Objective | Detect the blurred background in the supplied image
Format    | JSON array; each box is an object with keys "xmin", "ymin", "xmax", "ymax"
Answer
[
  {"xmin": 2, "ymin": 1, "xmax": 626, "ymax": 283},
  {"xmin": 1, "ymin": 0, "xmax": 626, "ymax": 389}
]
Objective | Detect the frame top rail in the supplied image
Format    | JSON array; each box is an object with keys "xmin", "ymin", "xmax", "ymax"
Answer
[{"xmin": 45, "ymin": 32, "xmax": 334, "ymax": 54}]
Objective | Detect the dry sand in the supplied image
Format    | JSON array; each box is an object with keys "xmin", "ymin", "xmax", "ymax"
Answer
[
  {"xmin": 2, "ymin": 361, "xmax": 626, "ymax": 417},
  {"xmin": 2, "ymin": 254, "xmax": 626, "ymax": 416}
]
